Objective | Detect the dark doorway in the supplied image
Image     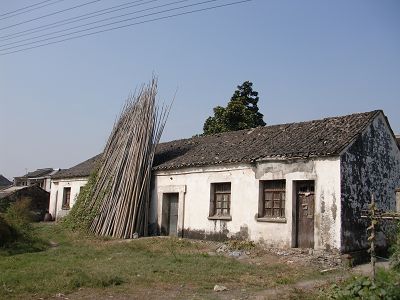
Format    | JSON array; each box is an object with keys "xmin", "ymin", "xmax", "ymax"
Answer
[
  {"xmin": 165, "ymin": 193, "xmax": 179, "ymax": 236},
  {"xmin": 296, "ymin": 181, "xmax": 315, "ymax": 248}
]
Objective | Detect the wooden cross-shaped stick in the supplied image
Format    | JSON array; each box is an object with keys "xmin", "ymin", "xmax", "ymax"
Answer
[{"xmin": 361, "ymin": 194, "xmax": 400, "ymax": 281}]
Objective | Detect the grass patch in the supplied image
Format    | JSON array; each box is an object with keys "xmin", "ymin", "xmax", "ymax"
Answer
[{"xmin": 0, "ymin": 224, "xmax": 319, "ymax": 299}]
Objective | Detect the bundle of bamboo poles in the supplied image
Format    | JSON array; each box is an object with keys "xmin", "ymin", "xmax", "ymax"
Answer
[{"xmin": 85, "ymin": 78, "xmax": 169, "ymax": 238}]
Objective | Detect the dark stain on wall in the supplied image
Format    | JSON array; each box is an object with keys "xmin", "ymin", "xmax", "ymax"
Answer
[
  {"xmin": 340, "ymin": 116, "xmax": 400, "ymax": 253},
  {"xmin": 182, "ymin": 228, "xmax": 229, "ymax": 241},
  {"xmin": 148, "ymin": 222, "xmax": 159, "ymax": 236},
  {"xmin": 180, "ymin": 223, "xmax": 249, "ymax": 241}
]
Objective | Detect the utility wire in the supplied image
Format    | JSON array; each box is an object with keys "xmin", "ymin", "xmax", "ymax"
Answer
[
  {"xmin": 0, "ymin": 0, "xmax": 252, "ymax": 56},
  {"xmin": 0, "ymin": 0, "xmax": 66, "ymax": 21},
  {"xmin": 0, "ymin": 0, "xmax": 153, "ymax": 41},
  {"xmin": 1, "ymin": 0, "xmax": 56, "ymax": 17},
  {"xmin": 0, "ymin": 0, "xmax": 190, "ymax": 48},
  {"xmin": 0, "ymin": 0, "xmax": 103, "ymax": 31},
  {"xmin": 0, "ymin": 0, "xmax": 215, "ymax": 50}
]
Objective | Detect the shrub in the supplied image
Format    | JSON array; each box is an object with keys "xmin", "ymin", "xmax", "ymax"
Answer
[
  {"xmin": 328, "ymin": 269, "xmax": 400, "ymax": 299},
  {"xmin": 0, "ymin": 215, "xmax": 13, "ymax": 247},
  {"xmin": 0, "ymin": 199, "xmax": 47, "ymax": 254},
  {"xmin": 3, "ymin": 198, "xmax": 34, "ymax": 237}
]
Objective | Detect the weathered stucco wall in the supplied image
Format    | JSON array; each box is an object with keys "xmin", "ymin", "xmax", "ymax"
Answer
[
  {"xmin": 340, "ymin": 113, "xmax": 400, "ymax": 253},
  {"xmin": 150, "ymin": 157, "xmax": 341, "ymax": 250},
  {"xmin": 49, "ymin": 178, "xmax": 88, "ymax": 220}
]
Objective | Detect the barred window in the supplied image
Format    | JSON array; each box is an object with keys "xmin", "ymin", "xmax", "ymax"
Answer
[
  {"xmin": 210, "ymin": 182, "xmax": 231, "ymax": 217},
  {"xmin": 262, "ymin": 180, "xmax": 285, "ymax": 218}
]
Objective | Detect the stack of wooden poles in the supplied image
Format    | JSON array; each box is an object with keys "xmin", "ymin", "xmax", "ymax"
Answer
[{"xmin": 86, "ymin": 78, "xmax": 169, "ymax": 238}]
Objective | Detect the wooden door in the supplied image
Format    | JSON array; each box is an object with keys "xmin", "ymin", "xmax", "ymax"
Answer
[
  {"xmin": 167, "ymin": 193, "xmax": 179, "ymax": 236},
  {"xmin": 296, "ymin": 181, "xmax": 315, "ymax": 248}
]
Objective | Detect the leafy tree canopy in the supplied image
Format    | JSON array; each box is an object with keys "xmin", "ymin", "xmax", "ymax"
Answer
[{"xmin": 203, "ymin": 81, "xmax": 266, "ymax": 135}]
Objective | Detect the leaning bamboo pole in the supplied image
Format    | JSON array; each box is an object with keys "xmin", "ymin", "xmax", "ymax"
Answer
[{"xmin": 84, "ymin": 78, "xmax": 169, "ymax": 238}]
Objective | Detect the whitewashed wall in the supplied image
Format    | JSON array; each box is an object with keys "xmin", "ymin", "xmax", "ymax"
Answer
[
  {"xmin": 49, "ymin": 178, "xmax": 88, "ymax": 220},
  {"xmin": 150, "ymin": 157, "xmax": 341, "ymax": 250}
]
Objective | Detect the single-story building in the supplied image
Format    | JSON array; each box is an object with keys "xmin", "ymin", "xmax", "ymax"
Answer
[
  {"xmin": 49, "ymin": 155, "xmax": 100, "ymax": 220},
  {"xmin": 14, "ymin": 168, "xmax": 60, "ymax": 192},
  {"xmin": 49, "ymin": 110, "xmax": 400, "ymax": 253}
]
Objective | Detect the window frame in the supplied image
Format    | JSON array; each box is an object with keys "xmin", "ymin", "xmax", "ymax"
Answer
[
  {"xmin": 208, "ymin": 182, "xmax": 232, "ymax": 221},
  {"xmin": 62, "ymin": 187, "xmax": 71, "ymax": 210},
  {"xmin": 257, "ymin": 180, "xmax": 287, "ymax": 223}
]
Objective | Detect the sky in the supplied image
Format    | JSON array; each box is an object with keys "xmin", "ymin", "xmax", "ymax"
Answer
[{"xmin": 0, "ymin": 0, "xmax": 399, "ymax": 180}]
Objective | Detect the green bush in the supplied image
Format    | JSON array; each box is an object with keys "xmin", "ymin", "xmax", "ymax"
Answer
[
  {"xmin": 328, "ymin": 269, "xmax": 400, "ymax": 299},
  {"xmin": 0, "ymin": 199, "xmax": 47, "ymax": 254},
  {"xmin": 3, "ymin": 198, "xmax": 34, "ymax": 237},
  {"xmin": 0, "ymin": 215, "xmax": 13, "ymax": 247}
]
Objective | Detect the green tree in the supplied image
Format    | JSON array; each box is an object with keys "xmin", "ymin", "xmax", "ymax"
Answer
[{"xmin": 203, "ymin": 81, "xmax": 266, "ymax": 135}]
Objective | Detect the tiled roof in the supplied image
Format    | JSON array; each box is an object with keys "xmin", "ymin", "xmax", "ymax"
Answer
[
  {"xmin": 16, "ymin": 168, "xmax": 54, "ymax": 179},
  {"xmin": 51, "ymin": 154, "xmax": 102, "ymax": 180},
  {"xmin": 52, "ymin": 110, "xmax": 382, "ymax": 178},
  {"xmin": 153, "ymin": 110, "xmax": 381, "ymax": 170},
  {"xmin": 0, "ymin": 175, "xmax": 12, "ymax": 187},
  {"xmin": 0, "ymin": 186, "xmax": 26, "ymax": 198}
]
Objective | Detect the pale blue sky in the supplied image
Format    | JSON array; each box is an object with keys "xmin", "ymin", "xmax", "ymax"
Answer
[{"xmin": 0, "ymin": 0, "xmax": 399, "ymax": 179}]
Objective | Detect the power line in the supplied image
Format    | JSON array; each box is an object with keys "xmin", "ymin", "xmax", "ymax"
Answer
[
  {"xmin": 0, "ymin": 0, "xmax": 252, "ymax": 56},
  {"xmin": 0, "ymin": 0, "xmax": 191, "ymax": 48},
  {"xmin": 0, "ymin": 0, "xmax": 66, "ymax": 21},
  {"xmin": 0, "ymin": 0, "xmax": 56, "ymax": 17},
  {"xmin": 0, "ymin": 0, "xmax": 103, "ymax": 31},
  {"xmin": 0, "ymin": 0, "xmax": 160, "ymax": 41},
  {"xmin": 0, "ymin": 0, "xmax": 215, "ymax": 51},
  {"xmin": 0, "ymin": 0, "xmax": 153, "ymax": 41}
]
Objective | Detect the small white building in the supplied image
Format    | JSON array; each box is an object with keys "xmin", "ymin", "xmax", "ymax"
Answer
[
  {"xmin": 14, "ymin": 168, "xmax": 59, "ymax": 192},
  {"xmin": 150, "ymin": 110, "xmax": 400, "ymax": 252},
  {"xmin": 49, "ymin": 110, "xmax": 400, "ymax": 253},
  {"xmin": 49, "ymin": 155, "xmax": 100, "ymax": 220}
]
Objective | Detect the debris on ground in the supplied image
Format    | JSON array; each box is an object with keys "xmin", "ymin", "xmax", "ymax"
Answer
[{"xmin": 213, "ymin": 285, "xmax": 228, "ymax": 292}]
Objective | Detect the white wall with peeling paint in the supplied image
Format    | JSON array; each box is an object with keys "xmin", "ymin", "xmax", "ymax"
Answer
[
  {"xmin": 340, "ymin": 112, "xmax": 400, "ymax": 252},
  {"xmin": 151, "ymin": 157, "xmax": 341, "ymax": 250}
]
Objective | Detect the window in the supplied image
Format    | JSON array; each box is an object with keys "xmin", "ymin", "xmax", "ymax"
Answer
[
  {"xmin": 209, "ymin": 182, "xmax": 231, "ymax": 219},
  {"xmin": 62, "ymin": 187, "xmax": 71, "ymax": 209},
  {"xmin": 261, "ymin": 180, "xmax": 286, "ymax": 218}
]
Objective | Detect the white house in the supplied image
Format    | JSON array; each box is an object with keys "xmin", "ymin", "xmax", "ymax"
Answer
[
  {"xmin": 49, "ymin": 155, "xmax": 100, "ymax": 220},
  {"xmin": 14, "ymin": 168, "xmax": 59, "ymax": 192},
  {"xmin": 150, "ymin": 110, "xmax": 400, "ymax": 252},
  {"xmin": 49, "ymin": 110, "xmax": 400, "ymax": 253}
]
